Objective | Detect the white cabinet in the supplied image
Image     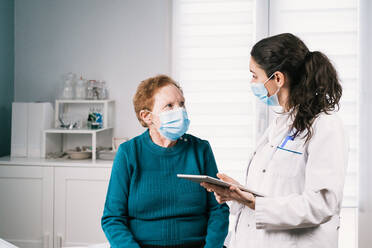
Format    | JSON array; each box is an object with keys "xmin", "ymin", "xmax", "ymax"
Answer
[
  {"xmin": 0, "ymin": 162, "xmax": 111, "ymax": 248},
  {"xmin": 54, "ymin": 167, "xmax": 111, "ymax": 248},
  {"xmin": 0, "ymin": 165, "xmax": 53, "ymax": 248}
]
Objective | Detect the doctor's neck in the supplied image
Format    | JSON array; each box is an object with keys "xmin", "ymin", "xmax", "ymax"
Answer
[{"xmin": 277, "ymin": 87, "xmax": 290, "ymax": 112}]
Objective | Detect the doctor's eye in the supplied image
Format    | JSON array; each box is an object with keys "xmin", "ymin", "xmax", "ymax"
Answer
[
  {"xmin": 250, "ymin": 74, "xmax": 257, "ymax": 81},
  {"xmin": 180, "ymin": 101, "xmax": 185, "ymax": 107}
]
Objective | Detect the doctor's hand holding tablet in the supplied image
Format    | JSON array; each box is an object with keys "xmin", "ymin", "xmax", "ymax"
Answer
[
  {"xmin": 201, "ymin": 173, "xmax": 257, "ymax": 210},
  {"xmin": 178, "ymin": 173, "xmax": 258, "ymax": 209}
]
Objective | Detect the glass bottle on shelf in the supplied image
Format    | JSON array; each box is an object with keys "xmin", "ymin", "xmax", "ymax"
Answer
[
  {"xmin": 60, "ymin": 72, "xmax": 77, "ymax": 99},
  {"xmin": 87, "ymin": 106, "xmax": 103, "ymax": 129},
  {"xmin": 87, "ymin": 107, "xmax": 94, "ymax": 129},
  {"xmin": 61, "ymin": 79, "xmax": 74, "ymax": 99},
  {"xmin": 100, "ymin": 80, "xmax": 108, "ymax": 99},
  {"xmin": 95, "ymin": 107, "xmax": 103, "ymax": 128},
  {"xmin": 75, "ymin": 76, "xmax": 86, "ymax": 99},
  {"xmin": 86, "ymin": 80, "xmax": 96, "ymax": 100},
  {"xmin": 93, "ymin": 81, "xmax": 99, "ymax": 100}
]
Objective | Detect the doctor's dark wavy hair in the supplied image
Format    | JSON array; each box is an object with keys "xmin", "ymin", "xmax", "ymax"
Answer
[{"xmin": 251, "ymin": 33, "xmax": 342, "ymax": 142}]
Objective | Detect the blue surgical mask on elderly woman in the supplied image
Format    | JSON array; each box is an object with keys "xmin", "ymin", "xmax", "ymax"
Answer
[
  {"xmin": 250, "ymin": 73, "xmax": 280, "ymax": 106},
  {"xmin": 157, "ymin": 107, "xmax": 190, "ymax": 141}
]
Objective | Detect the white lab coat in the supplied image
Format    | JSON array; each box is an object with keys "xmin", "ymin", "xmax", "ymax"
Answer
[{"xmin": 227, "ymin": 111, "xmax": 348, "ymax": 248}]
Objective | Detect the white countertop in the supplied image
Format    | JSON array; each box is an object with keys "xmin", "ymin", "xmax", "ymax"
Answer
[{"xmin": 0, "ymin": 156, "xmax": 113, "ymax": 168}]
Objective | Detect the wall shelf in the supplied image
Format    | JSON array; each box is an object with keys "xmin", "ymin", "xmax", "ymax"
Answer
[
  {"xmin": 44, "ymin": 127, "xmax": 113, "ymax": 134},
  {"xmin": 54, "ymin": 99, "xmax": 115, "ymax": 129},
  {"xmin": 42, "ymin": 100, "xmax": 115, "ymax": 161},
  {"xmin": 55, "ymin": 99, "xmax": 114, "ymax": 104}
]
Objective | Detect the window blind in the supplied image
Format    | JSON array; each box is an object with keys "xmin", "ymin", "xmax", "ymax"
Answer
[{"xmin": 172, "ymin": 0, "xmax": 258, "ymax": 184}]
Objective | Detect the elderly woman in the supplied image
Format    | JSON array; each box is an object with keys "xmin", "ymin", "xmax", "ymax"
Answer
[{"xmin": 101, "ymin": 75, "xmax": 229, "ymax": 248}]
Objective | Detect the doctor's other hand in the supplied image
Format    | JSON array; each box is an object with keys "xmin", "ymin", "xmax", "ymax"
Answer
[
  {"xmin": 216, "ymin": 173, "xmax": 239, "ymax": 185},
  {"xmin": 200, "ymin": 174, "xmax": 256, "ymax": 210}
]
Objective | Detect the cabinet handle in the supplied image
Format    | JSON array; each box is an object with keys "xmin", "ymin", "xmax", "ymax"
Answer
[
  {"xmin": 43, "ymin": 233, "xmax": 50, "ymax": 248},
  {"xmin": 56, "ymin": 234, "xmax": 63, "ymax": 248}
]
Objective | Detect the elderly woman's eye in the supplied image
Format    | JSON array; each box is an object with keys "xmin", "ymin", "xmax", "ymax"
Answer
[
  {"xmin": 180, "ymin": 102, "xmax": 185, "ymax": 107},
  {"xmin": 166, "ymin": 103, "xmax": 173, "ymax": 108}
]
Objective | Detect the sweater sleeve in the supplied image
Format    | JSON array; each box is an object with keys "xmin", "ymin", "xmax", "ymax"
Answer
[
  {"xmin": 101, "ymin": 144, "xmax": 141, "ymax": 248},
  {"xmin": 254, "ymin": 114, "xmax": 348, "ymax": 230},
  {"xmin": 203, "ymin": 142, "xmax": 230, "ymax": 248}
]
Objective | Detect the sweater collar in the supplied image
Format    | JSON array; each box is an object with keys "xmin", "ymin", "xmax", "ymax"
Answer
[{"xmin": 142, "ymin": 129, "xmax": 188, "ymax": 155}]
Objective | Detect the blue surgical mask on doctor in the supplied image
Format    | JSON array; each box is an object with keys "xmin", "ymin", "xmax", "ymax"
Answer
[
  {"xmin": 250, "ymin": 73, "xmax": 280, "ymax": 106},
  {"xmin": 156, "ymin": 107, "xmax": 190, "ymax": 141}
]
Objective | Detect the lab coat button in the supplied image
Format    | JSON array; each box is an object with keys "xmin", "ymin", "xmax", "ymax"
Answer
[
  {"xmin": 262, "ymin": 169, "xmax": 266, "ymax": 173},
  {"xmin": 270, "ymin": 145, "xmax": 274, "ymax": 148}
]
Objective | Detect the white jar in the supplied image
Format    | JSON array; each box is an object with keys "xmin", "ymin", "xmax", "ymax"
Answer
[{"xmin": 61, "ymin": 80, "xmax": 74, "ymax": 99}]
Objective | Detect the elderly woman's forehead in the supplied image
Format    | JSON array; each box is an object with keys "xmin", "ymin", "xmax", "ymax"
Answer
[{"xmin": 157, "ymin": 85, "xmax": 183, "ymax": 98}]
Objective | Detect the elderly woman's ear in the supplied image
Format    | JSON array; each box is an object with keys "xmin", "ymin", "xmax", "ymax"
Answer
[{"xmin": 139, "ymin": 110, "xmax": 152, "ymax": 127}]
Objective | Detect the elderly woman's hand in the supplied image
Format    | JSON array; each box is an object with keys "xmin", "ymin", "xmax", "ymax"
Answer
[{"xmin": 200, "ymin": 173, "xmax": 256, "ymax": 210}]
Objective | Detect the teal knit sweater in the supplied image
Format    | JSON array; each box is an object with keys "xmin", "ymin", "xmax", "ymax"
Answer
[{"xmin": 101, "ymin": 130, "xmax": 229, "ymax": 248}]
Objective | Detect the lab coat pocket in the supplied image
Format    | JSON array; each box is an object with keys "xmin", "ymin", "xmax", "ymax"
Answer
[
  {"xmin": 270, "ymin": 141, "xmax": 305, "ymax": 178},
  {"xmin": 278, "ymin": 138, "xmax": 304, "ymax": 155}
]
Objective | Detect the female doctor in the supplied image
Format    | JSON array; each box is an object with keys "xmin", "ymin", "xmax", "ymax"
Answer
[{"xmin": 201, "ymin": 33, "xmax": 348, "ymax": 248}]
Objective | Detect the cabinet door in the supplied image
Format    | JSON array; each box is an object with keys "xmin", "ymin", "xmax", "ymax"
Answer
[
  {"xmin": 0, "ymin": 165, "xmax": 54, "ymax": 248},
  {"xmin": 54, "ymin": 167, "xmax": 111, "ymax": 248}
]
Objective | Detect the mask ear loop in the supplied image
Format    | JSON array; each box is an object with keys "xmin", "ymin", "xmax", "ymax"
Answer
[
  {"xmin": 263, "ymin": 73, "xmax": 275, "ymax": 86},
  {"xmin": 264, "ymin": 73, "xmax": 281, "ymax": 95},
  {"xmin": 143, "ymin": 109, "xmax": 155, "ymax": 125}
]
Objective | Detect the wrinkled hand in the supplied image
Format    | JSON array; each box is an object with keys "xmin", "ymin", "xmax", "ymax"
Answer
[{"xmin": 200, "ymin": 173, "xmax": 256, "ymax": 209}]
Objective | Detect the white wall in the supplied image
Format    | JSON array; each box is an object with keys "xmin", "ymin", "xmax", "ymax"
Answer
[{"xmin": 14, "ymin": 0, "xmax": 172, "ymax": 138}]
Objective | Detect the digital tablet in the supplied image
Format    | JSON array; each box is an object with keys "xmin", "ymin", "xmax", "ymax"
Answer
[{"xmin": 177, "ymin": 174, "xmax": 265, "ymax": 197}]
